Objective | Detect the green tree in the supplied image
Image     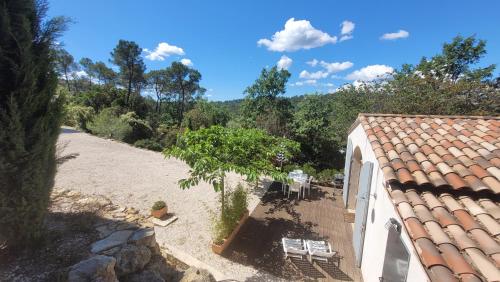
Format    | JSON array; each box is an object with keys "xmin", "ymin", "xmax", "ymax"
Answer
[
  {"xmin": 110, "ymin": 40, "xmax": 145, "ymax": 105},
  {"xmin": 0, "ymin": 0, "xmax": 67, "ymax": 250},
  {"xmin": 165, "ymin": 126, "xmax": 298, "ymax": 217},
  {"xmin": 79, "ymin": 57, "xmax": 95, "ymax": 87},
  {"xmin": 243, "ymin": 66, "xmax": 292, "ymax": 136},
  {"xmin": 94, "ymin": 61, "xmax": 117, "ymax": 85},
  {"xmin": 164, "ymin": 62, "xmax": 205, "ymax": 125},
  {"xmin": 146, "ymin": 69, "xmax": 168, "ymax": 113},
  {"xmin": 182, "ymin": 100, "xmax": 229, "ymax": 130},
  {"xmin": 55, "ymin": 48, "xmax": 78, "ymax": 92}
]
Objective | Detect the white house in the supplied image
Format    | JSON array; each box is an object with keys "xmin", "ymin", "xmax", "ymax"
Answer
[{"xmin": 342, "ymin": 114, "xmax": 499, "ymax": 282}]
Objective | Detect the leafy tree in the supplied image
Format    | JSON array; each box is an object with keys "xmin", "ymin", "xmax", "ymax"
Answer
[
  {"xmin": 164, "ymin": 62, "xmax": 205, "ymax": 125},
  {"xmin": 146, "ymin": 69, "xmax": 168, "ymax": 112},
  {"xmin": 79, "ymin": 57, "xmax": 95, "ymax": 87},
  {"xmin": 243, "ymin": 66, "xmax": 292, "ymax": 136},
  {"xmin": 166, "ymin": 126, "xmax": 299, "ymax": 217},
  {"xmin": 291, "ymin": 94, "xmax": 340, "ymax": 168},
  {"xmin": 0, "ymin": 0, "xmax": 67, "ymax": 250},
  {"xmin": 55, "ymin": 48, "xmax": 78, "ymax": 92},
  {"xmin": 182, "ymin": 100, "xmax": 229, "ymax": 130},
  {"xmin": 416, "ymin": 35, "xmax": 495, "ymax": 81},
  {"xmin": 94, "ymin": 61, "xmax": 117, "ymax": 85},
  {"xmin": 110, "ymin": 40, "xmax": 145, "ymax": 105}
]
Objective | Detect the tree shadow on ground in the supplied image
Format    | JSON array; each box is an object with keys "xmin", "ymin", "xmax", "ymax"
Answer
[
  {"xmin": 316, "ymin": 260, "xmax": 353, "ymax": 281},
  {"xmin": 223, "ymin": 181, "xmax": 334, "ymax": 281}
]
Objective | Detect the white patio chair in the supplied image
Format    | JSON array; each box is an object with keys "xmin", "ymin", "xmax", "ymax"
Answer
[
  {"xmin": 282, "ymin": 238, "xmax": 307, "ymax": 260},
  {"xmin": 294, "ymin": 169, "xmax": 303, "ymax": 174},
  {"xmin": 281, "ymin": 181, "xmax": 288, "ymax": 195},
  {"xmin": 304, "ymin": 176, "xmax": 313, "ymax": 197},
  {"xmin": 288, "ymin": 181, "xmax": 302, "ymax": 199},
  {"xmin": 305, "ymin": 240, "xmax": 337, "ymax": 262}
]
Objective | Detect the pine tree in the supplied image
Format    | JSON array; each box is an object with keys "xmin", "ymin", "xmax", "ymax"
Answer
[{"xmin": 0, "ymin": 0, "xmax": 67, "ymax": 250}]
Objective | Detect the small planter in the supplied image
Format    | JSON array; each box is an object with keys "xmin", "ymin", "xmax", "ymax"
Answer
[
  {"xmin": 151, "ymin": 206, "xmax": 168, "ymax": 219},
  {"xmin": 211, "ymin": 209, "xmax": 249, "ymax": 255}
]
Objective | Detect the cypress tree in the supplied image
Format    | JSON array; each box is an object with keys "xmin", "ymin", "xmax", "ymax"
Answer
[{"xmin": 0, "ymin": 0, "xmax": 67, "ymax": 250}]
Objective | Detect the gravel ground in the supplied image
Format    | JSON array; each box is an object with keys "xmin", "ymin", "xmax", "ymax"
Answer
[{"xmin": 55, "ymin": 128, "xmax": 280, "ymax": 281}]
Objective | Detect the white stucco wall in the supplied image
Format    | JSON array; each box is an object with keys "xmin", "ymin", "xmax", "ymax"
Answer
[{"xmin": 345, "ymin": 123, "xmax": 429, "ymax": 282}]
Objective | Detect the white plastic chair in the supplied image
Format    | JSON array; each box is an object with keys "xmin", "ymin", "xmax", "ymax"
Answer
[
  {"xmin": 304, "ymin": 176, "xmax": 312, "ymax": 197},
  {"xmin": 288, "ymin": 181, "xmax": 302, "ymax": 199},
  {"xmin": 282, "ymin": 238, "xmax": 307, "ymax": 260},
  {"xmin": 305, "ymin": 240, "xmax": 337, "ymax": 262}
]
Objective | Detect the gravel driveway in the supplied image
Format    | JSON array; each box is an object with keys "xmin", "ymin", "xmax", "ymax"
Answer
[{"xmin": 55, "ymin": 128, "xmax": 280, "ymax": 281}]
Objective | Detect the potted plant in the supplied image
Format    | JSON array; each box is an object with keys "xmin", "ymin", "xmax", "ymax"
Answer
[{"xmin": 151, "ymin": 200, "xmax": 168, "ymax": 219}]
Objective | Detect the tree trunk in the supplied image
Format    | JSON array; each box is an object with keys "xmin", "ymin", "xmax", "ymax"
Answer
[{"xmin": 64, "ymin": 69, "xmax": 71, "ymax": 92}]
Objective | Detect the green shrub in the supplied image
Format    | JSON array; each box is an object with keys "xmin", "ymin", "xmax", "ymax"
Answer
[
  {"xmin": 158, "ymin": 126, "xmax": 184, "ymax": 148},
  {"xmin": 134, "ymin": 139, "xmax": 163, "ymax": 152},
  {"xmin": 212, "ymin": 184, "xmax": 248, "ymax": 245},
  {"xmin": 316, "ymin": 168, "xmax": 338, "ymax": 185},
  {"xmin": 88, "ymin": 108, "xmax": 132, "ymax": 141},
  {"xmin": 64, "ymin": 104, "xmax": 95, "ymax": 131},
  {"xmin": 120, "ymin": 111, "xmax": 153, "ymax": 143},
  {"xmin": 301, "ymin": 163, "xmax": 317, "ymax": 178},
  {"xmin": 152, "ymin": 201, "xmax": 166, "ymax": 211}
]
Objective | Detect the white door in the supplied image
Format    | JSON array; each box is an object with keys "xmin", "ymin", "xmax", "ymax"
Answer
[{"xmin": 353, "ymin": 161, "xmax": 373, "ymax": 267}]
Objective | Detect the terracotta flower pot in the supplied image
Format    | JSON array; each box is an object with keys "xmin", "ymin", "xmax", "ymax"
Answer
[
  {"xmin": 151, "ymin": 206, "xmax": 168, "ymax": 219},
  {"xmin": 211, "ymin": 209, "xmax": 249, "ymax": 255}
]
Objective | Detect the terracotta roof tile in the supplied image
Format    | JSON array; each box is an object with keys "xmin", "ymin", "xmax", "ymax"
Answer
[
  {"xmin": 440, "ymin": 243, "xmax": 478, "ymax": 276},
  {"xmin": 357, "ymin": 114, "xmax": 500, "ymax": 281},
  {"xmin": 465, "ymin": 248, "xmax": 500, "ymax": 281},
  {"xmin": 415, "ymin": 237, "xmax": 448, "ymax": 268}
]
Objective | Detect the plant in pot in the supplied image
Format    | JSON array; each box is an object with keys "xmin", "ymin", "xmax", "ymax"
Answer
[
  {"xmin": 151, "ymin": 200, "xmax": 168, "ymax": 219},
  {"xmin": 165, "ymin": 126, "xmax": 299, "ymax": 254}
]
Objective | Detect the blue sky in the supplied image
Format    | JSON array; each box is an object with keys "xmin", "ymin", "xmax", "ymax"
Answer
[{"xmin": 48, "ymin": 0, "xmax": 500, "ymax": 101}]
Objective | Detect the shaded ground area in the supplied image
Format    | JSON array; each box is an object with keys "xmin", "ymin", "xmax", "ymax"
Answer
[{"xmin": 225, "ymin": 183, "xmax": 363, "ymax": 282}]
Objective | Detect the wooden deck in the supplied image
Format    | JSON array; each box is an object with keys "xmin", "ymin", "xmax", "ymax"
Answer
[{"xmin": 224, "ymin": 182, "xmax": 363, "ymax": 281}]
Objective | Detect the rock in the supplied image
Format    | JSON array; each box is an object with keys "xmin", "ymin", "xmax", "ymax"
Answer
[
  {"xmin": 101, "ymin": 246, "xmax": 121, "ymax": 256},
  {"xmin": 146, "ymin": 257, "xmax": 181, "ymax": 281},
  {"xmin": 68, "ymin": 255, "xmax": 118, "ymax": 282},
  {"xmin": 114, "ymin": 244, "xmax": 151, "ymax": 276},
  {"xmin": 122, "ymin": 270, "xmax": 164, "ymax": 282},
  {"xmin": 129, "ymin": 228, "xmax": 155, "ymax": 247},
  {"xmin": 180, "ymin": 267, "xmax": 216, "ymax": 282},
  {"xmin": 96, "ymin": 224, "xmax": 115, "ymax": 239},
  {"xmin": 115, "ymin": 222, "xmax": 138, "ymax": 231},
  {"xmin": 91, "ymin": 230, "xmax": 134, "ymax": 254}
]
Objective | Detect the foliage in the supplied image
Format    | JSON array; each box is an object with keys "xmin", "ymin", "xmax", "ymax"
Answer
[
  {"xmin": 64, "ymin": 104, "xmax": 95, "ymax": 131},
  {"xmin": 87, "ymin": 108, "xmax": 132, "ymax": 141},
  {"xmin": 0, "ymin": 0, "xmax": 68, "ymax": 250},
  {"xmin": 151, "ymin": 201, "xmax": 166, "ymax": 211},
  {"xmin": 165, "ymin": 126, "xmax": 299, "ymax": 217},
  {"xmin": 212, "ymin": 184, "xmax": 248, "ymax": 244},
  {"xmin": 120, "ymin": 111, "xmax": 153, "ymax": 143},
  {"xmin": 316, "ymin": 169, "xmax": 339, "ymax": 185},
  {"xmin": 164, "ymin": 62, "xmax": 206, "ymax": 125},
  {"xmin": 55, "ymin": 48, "xmax": 78, "ymax": 92},
  {"xmin": 182, "ymin": 100, "xmax": 229, "ymax": 130},
  {"xmin": 242, "ymin": 66, "xmax": 292, "ymax": 136},
  {"xmin": 158, "ymin": 125, "xmax": 183, "ymax": 148},
  {"xmin": 110, "ymin": 40, "xmax": 146, "ymax": 105},
  {"xmin": 134, "ymin": 139, "xmax": 163, "ymax": 152}
]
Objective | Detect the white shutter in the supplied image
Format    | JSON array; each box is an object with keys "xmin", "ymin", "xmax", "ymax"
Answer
[
  {"xmin": 353, "ymin": 161, "xmax": 374, "ymax": 267},
  {"xmin": 342, "ymin": 139, "xmax": 354, "ymax": 207}
]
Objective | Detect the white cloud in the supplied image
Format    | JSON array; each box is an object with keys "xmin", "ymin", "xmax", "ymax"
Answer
[
  {"xmin": 299, "ymin": 70, "xmax": 329, "ymax": 80},
  {"xmin": 257, "ymin": 18, "xmax": 337, "ymax": 52},
  {"xmin": 339, "ymin": 20, "xmax": 355, "ymax": 42},
  {"xmin": 346, "ymin": 64, "xmax": 394, "ymax": 81},
  {"xmin": 306, "ymin": 59, "xmax": 318, "ymax": 67},
  {"xmin": 380, "ymin": 30, "xmax": 409, "ymax": 40},
  {"xmin": 144, "ymin": 42, "xmax": 185, "ymax": 61},
  {"xmin": 319, "ymin": 61, "xmax": 353, "ymax": 73},
  {"xmin": 277, "ymin": 55, "xmax": 293, "ymax": 70},
  {"xmin": 180, "ymin": 58, "xmax": 193, "ymax": 66}
]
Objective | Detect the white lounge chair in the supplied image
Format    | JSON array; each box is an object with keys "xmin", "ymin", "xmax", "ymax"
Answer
[
  {"xmin": 288, "ymin": 181, "xmax": 302, "ymax": 199},
  {"xmin": 282, "ymin": 238, "xmax": 307, "ymax": 260},
  {"xmin": 305, "ymin": 240, "xmax": 337, "ymax": 262}
]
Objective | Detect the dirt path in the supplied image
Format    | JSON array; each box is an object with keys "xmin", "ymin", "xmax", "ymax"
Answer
[{"xmin": 55, "ymin": 128, "xmax": 279, "ymax": 281}]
